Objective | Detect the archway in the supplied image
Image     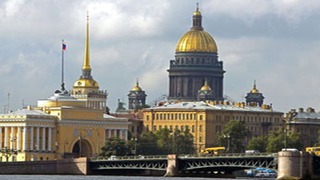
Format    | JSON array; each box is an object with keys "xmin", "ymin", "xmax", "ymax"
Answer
[{"xmin": 72, "ymin": 139, "xmax": 93, "ymax": 157}]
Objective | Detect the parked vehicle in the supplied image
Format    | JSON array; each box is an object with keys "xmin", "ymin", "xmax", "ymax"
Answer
[
  {"xmin": 201, "ymin": 147, "xmax": 226, "ymax": 155},
  {"xmin": 245, "ymin": 150, "xmax": 260, "ymax": 154},
  {"xmin": 306, "ymin": 147, "xmax": 320, "ymax": 155},
  {"xmin": 281, "ymin": 148, "xmax": 299, "ymax": 152}
]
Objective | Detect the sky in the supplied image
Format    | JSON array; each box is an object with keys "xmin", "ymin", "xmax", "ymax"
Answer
[{"xmin": 1, "ymin": 0, "xmax": 320, "ymax": 113}]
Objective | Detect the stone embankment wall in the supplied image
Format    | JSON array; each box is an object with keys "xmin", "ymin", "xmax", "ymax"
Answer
[{"xmin": 0, "ymin": 158, "xmax": 88, "ymax": 175}]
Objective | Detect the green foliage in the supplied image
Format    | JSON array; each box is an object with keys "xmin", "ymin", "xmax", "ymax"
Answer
[
  {"xmin": 0, "ymin": 147, "xmax": 18, "ymax": 162},
  {"xmin": 215, "ymin": 120, "xmax": 250, "ymax": 153},
  {"xmin": 170, "ymin": 129, "xmax": 195, "ymax": 154},
  {"xmin": 247, "ymin": 136, "xmax": 268, "ymax": 152},
  {"xmin": 266, "ymin": 128, "xmax": 303, "ymax": 152},
  {"xmin": 138, "ymin": 128, "xmax": 195, "ymax": 155},
  {"xmin": 100, "ymin": 137, "xmax": 131, "ymax": 157}
]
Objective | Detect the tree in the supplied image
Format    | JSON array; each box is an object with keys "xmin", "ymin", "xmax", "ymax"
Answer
[
  {"xmin": 169, "ymin": 129, "xmax": 195, "ymax": 154},
  {"xmin": 155, "ymin": 128, "xmax": 171, "ymax": 154},
  {"xmin": 247, "ymin": 136, "xmax": 268, "ymax": 152},
  {"xmin": 266, "ymin": 128, "xmax": 303, "ymax": 152},
  {"xmin": 136, "ymin": 131, "xmax": 160, "ymax": 155},
  {"xmin": 0, "ymin": 147, "xmax": 18, "ymax": 162},
  {"xmin": 100, "ymin": 137, "xmax": 131, "ymax": 157},
  {"xmin": 215, "ymin": 120, "xmax": 250, "ymax": 153}
]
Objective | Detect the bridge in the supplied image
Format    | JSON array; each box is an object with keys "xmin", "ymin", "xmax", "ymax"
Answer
[{"xmin": 89, "ymin": 153, "xmax": 277, "ymax": 177}]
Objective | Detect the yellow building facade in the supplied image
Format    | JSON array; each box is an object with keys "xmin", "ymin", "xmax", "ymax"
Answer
[
  {"xmin": 143, "ymin": 101, "xmax": 283, "ymax": 153},
  {"xmin": 0, "ymin": 15, "xmax": 130, "ymax": 162}
]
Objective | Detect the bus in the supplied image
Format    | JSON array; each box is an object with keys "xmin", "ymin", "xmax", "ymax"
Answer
[
  {"xmin": 306, "ymin": 147, "xmax": 320, "ymax": 155},
  {"xmin": 201, "ymin": 147, "xmax": 226, "ymax": 155}
]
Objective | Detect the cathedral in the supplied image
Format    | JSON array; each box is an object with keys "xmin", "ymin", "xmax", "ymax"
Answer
[{"xmin": 168, "ymin": 5, "xmax": 225, "ymax": 102}]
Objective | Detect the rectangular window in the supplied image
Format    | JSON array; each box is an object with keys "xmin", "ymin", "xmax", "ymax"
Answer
[
  {"xmin": 183, "ymin": 114, "xmax": 185, "ymax": 120},
  {"xmin": 159, "ymin": 125, "xmax": 162, "ymax": 130},
  {"xmin": 146, "ymin": 115, "xmax": 149, "ymax": 121},
  {"xmin": 199, "ymin": 125, "xmax": 203, "ymax": 132},
  {"xmin": 181, "ymin": 125, "xmax": 184, "ymax": 131},
  {"xmin": 164, "ymin": 114, "xmax": 166, "ymax": 120},
  {"xmin": 170, "ymin": 125, "xmax": 173, "ymax": 131},
  {"xmin": 192, "ymin": 125, "xmax": 195, "ymax": 133},
  {"xmin": 156, "ymin": 114, "xmax": 159, "ymax": 120},
  {"xmin": 154, "ymin": 125, "xmax": 157, "ymax": 131},
  {"xmin": 175, "ymin": 125, "xmax": 178, "ymax": 130},
  {"xmin": 199, "ymin": 137, "xmax": 202, "ymax": 143},
  {"xmin": 160, "ymin": 114, "xmax": 163, "ymax": 120},
  {"xmin": 186, "ymin": 114, "xmax": 189, "ymax": 120},
  {"xmin": 200, "ymin": 115, "xmax": 203, "ymax": 120}
]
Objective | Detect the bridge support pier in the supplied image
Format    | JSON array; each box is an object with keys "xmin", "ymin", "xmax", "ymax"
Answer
[
  {"xmin": 277, "ymin": 151, "xmax": 312, "ymax": 180},
  {"xmin": 164, "ymin": 154, "xmax": 179, "ymax": 177}
]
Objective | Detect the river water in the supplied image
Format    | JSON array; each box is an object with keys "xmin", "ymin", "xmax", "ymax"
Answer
[{"xmin": 0, "ymin": 175, "xmax": 274, "ymax": 180}]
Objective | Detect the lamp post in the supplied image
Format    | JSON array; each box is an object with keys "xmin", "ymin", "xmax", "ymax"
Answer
[
  {"xmin": 224, "ymin": 134, "xmax": 230, "ymax": 153},
  {"xmin": 131, "ymin": 137, "xmax": 137, "ymax": 156}
]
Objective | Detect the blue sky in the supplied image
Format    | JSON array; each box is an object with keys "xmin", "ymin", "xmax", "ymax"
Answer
[{"xmin": 1, "ymin": 0, "xmax": 320, "ymax": 113}]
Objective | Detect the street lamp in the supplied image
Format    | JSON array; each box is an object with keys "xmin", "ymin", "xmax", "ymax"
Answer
[
  {"xmin": 131, "ymin": 137, "xmax": 137, "ymax": 156},
  {"xmin": 224, "ymin": 134, "xmax": 231, "ymax": 153}
]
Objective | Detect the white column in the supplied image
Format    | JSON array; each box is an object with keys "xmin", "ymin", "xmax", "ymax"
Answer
[
  {"xmin": 124, "ymin": 130, "xmax": 128, "ymax": 141},
  {"xmin": 23, "ymin": 127, "xmax": 27, "ymax": 151},
  {"xmin": 120, "ymin": 130, "xmax": 123, "ymax": 140},
  {"xmin": 36, "ymin": 127, "xmax": 40, "ymax": 151},
  {"xmin": 4, "ymin": 127, "xmax": 8, "ymax": 148},
  {"xmin": 48, "ymin": 128, "xmax": 52, "ymax": 151},
  {"xmin": 30, "ymin": 127, "xmax": 34, "ymax": 151},
  {"xmin": 113, "ymin": 129, "xmax": 117, "ymax": 137},
  {"xmin": 0, "ymin": 127, "xmax": 2, "ymax": 149},
  {"xmin": 42, "ymin": 127, "xmax": 46, "ymax": 151},
  {"xmin": 10, "ymin": 127, "xmax": 14, "ymax": 149},
  {"xmin": 17, "ymin": 127, "xmax": 21, "ymax": 150},
  {"xmin": 103, "ymin": 129, "xmax": 106, "ymax": 145},
  {"xmin": 108, "ymin": 129, "xmax": 111, "ymax": 138},
  {"xmin": 53, "ymin": 128, "xmax": 56, "ymax": 151}
]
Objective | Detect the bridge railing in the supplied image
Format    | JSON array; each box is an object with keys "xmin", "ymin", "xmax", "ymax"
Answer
[
  {"xmin": 90, "ymin": 155, "xmax": 167, "ymax": 161},
  {"xmin": 179, "ymin": 153, "xmax": 277, "ymax": 158}
]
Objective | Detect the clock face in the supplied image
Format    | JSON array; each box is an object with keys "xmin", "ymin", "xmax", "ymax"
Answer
[{"xmin": 78, "ymin": 82, "xmax": 82, "ymax": 85}]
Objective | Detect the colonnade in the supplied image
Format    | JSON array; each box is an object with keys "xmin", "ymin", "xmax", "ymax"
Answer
[
  {"xmin": 0, "ymin": 126, "xmax": 56, "ymax": 152},
  {"xmin": 105, "ymin": 128, "xmax": 128, "ymax": 141}
]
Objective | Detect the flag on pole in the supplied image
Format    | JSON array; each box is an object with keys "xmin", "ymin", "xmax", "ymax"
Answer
[{"xmin": 62, "ymin": 41, "xmax": 67, "ymax": 50}]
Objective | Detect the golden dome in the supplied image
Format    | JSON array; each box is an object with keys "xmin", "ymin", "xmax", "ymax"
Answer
[
  {"xmin": 193, "ymin": 10, "xmax": 201, "ymax": 16},
  {"xmin": 132, "ymin": 82, "xmax": 142, "ymax": 91},
  {"xmin": 175, "ymin": 5, "xmax": 217, "ymax": 53},
  {"xmin": 250, "ymin": 81, "xmax": 260, "ymax": 93},
  {"xmin": 200, "ymin": 79, "xmax": 212, "ymax": 91},
  {"xmin": 176, "ymin": 30, "xmax": 218, "ymax": 53},
  {"xmin": 73, "ymin": 79, "xmax": 99, "ymax": 88}
]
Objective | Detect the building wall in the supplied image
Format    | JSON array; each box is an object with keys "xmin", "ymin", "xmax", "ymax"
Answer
[{"xmin": 143, "ymin": 102, "xmax": 283, "ymax": 153}]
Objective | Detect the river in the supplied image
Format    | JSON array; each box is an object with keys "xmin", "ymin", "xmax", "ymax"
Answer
[{"xmin": 0, "ymin": 175, "xmax": 274, "ymax": 180}]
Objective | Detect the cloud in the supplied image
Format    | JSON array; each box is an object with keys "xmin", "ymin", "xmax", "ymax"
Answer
[{"xmin": 1, "ymin": 0, "xmax": 320, "ymax": 113}]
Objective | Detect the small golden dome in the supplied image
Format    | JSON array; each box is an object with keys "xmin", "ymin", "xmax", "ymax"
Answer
[
  {"xmin": 250, "ymin": 81, "xmax": 260, "ymax": 93},
  {"xmin": 193, "ymin": 10, "xmax": 201, "ymax": 16},
  {"xmin": 73, "ymin": 79, "xmax": 99, "ymax": 88},
  {"xmin": 132, "ymin": 82, "xmax": 142, "ymax": 91},
  {"xmin": 250, "ymin": 88, "xmax": 260, "ymax": 93},
  {"xmin": 200, "ymin": 80, "xmax": 212, "ymax": 91}
]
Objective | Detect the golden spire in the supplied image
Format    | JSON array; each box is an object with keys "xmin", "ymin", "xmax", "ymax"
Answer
[
  {"xmin": 132, "ymin": 79, "xmax": 142, "ymax": 91},
  {"xmin": 250, "ymin": 80, "xmax": 260, "ymax": 93},
  {"xmin": 194, "ymin": 2, "xmax": 201, "ymax": 16},
  {"xmin": 201, "ymin": 79, "xmax": 212, "ymax": 91},
  {"xmin": 83, "ymin": 11, "xmax": 91, "ymax": 70}
]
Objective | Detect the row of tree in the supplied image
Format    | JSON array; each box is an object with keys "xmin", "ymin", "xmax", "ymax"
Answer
[
  {"xmin": 215, "ymin": 120, "xmax": 303, "ymax": 153},
  {"xmin": 100, "ymin": 120, "xmax": 304, "ymax": 157},
  {"xmin": 99, "ymin": 129, "xmax": 195, "ymax": 157}
]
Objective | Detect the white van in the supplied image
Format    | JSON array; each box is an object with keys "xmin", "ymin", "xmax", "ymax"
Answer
[
  {"xmin": 281, "ymin": 148, "xmax": 299, "ymax": 152},
  {"xmin": 245, "ymin": 150, "xmax": 260, "ymax": 154}
]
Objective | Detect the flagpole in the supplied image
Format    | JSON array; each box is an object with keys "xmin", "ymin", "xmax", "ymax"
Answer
[{"xmin": 61, "ymin": 39, "xmax": 65, "ymax": 91}]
